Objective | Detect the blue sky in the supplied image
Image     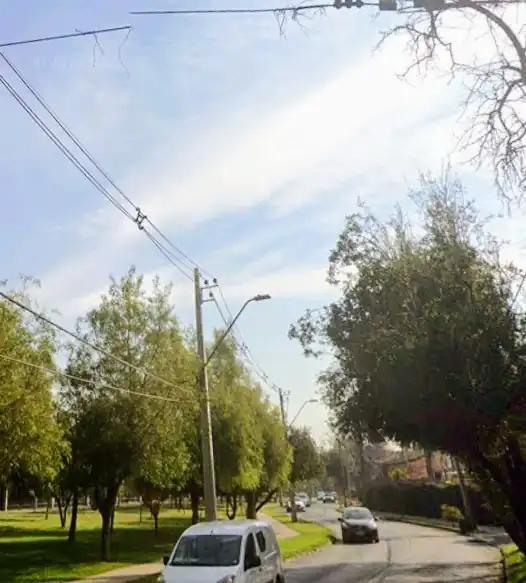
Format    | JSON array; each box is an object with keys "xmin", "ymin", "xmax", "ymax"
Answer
[{"xmin": 2, "ymin": 0, "xmax": 525, "ymax": 443}]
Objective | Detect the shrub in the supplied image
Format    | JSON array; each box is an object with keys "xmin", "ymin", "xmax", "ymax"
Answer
[
  {"xmin": 440, "ymin": 504, "xmax": 463, "ymax": 521},
  {"xmin": 362, "ymin": 481, "xmax": 498, "ymax": 525}
]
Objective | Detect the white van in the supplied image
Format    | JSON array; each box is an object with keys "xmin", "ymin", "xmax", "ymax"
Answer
[{"xmin": 159, "ymin": 519, "xmax": 285, "ymax": 583}]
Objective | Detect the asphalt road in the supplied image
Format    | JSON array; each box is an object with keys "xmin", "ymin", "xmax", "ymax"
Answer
[{"xmin": 285, "ymin": 503, "xmax": 500, "ymax": 583}]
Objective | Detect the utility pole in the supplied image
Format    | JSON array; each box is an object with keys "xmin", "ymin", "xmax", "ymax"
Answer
[
  {"xmin": 278, "ymin": 387, "xmax": 298, "ymax": 523},
  {"xmin": 453, "ymin": 457, "xmax": 475, "ymax": 528},
  {"xmin": 194, "ymin": 268, "xmax": 218, "ymax": 522}
]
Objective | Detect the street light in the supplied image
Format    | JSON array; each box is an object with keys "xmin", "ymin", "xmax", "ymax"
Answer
[
  {"xmin": 195, "ymin": 287, "xmax": 271, "ymax": 522},
  {"xmin": 289, "ymin": 398, "xmax": 318, "ymax": 429},
  {"xmin": 204, "ymin": 294, "xmax": 271, "ymax": 367},
  {"xmin": 284, "ymin": 397, "xmax": 318, "ymax": 523}
]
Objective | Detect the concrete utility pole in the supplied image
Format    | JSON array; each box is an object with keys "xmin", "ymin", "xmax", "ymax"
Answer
[
  {"xmin": 278, "ymin": 387, "xmax": 298, "ymax": 522},
  {"xmin": 280, "ymin": 392, "xmax": 318, "ymax": 523},
  {"xmin": 194, "ymin": 268, "xmax": 218, "ymax": 522},
  {"xmin": 194, "ymin": 268, "xmax": 271, "ymax": 522}
]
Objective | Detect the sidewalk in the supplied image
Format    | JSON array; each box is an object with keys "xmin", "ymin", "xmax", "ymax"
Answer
[
  {"xmin": 257, "ymin": 512, "xmax": 299, "ymax": 539},
  {"xmin": 71, "ymin": 561, "xmax": 162, "ymax": 583}
]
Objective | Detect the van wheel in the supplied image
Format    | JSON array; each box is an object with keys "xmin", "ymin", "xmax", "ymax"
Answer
[{"xmin": 276, "ymin": 576, "xmax": 283, "ymax": 583}]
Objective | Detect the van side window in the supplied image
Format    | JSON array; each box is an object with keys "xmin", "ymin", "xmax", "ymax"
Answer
[
  {"xmin": 256, "ymin": 530, "xmax": 266, "ymax": 553},
  {"xmin": 244, "ymin": 533, "xmax": 257, "ymax": 570}
]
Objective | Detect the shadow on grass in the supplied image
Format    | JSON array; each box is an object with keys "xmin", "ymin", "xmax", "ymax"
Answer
[{"xmin": 0, "ymin": 515, "xmax": 190, "ymax": 583}]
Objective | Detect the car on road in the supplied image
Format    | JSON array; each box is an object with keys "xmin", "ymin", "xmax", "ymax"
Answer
[
  {"xmin": 159, "ymin": 519, "xmax": 285, "ymax": 583},
  {"xmin": 317, "ymin": 491, "xmax": 325, "ymax": 501},
  {"xmin": 297, "ymin": 492, "xmax": 311, "ymax": 507},
  {"xmin": 323, "ymin": 493, "xmax": 336, "ymax": 503},
  {"xmin": 286, "ymin": 498, "xmax": 306, "ymax": 513},
  {"xmin": 338, "ymin": 506, "xmax": 379, "ymax": 544}
]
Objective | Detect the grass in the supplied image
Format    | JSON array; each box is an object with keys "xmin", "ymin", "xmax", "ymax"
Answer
[
  {"xmin": 0, "ymin": 503, "xmax": 333, "ymax": 582},
  {"xmin": 260, "ymin": 504, "xmax": 335, "ymax": 560},
  {"xmin": 0, "ymin": 506, "xmax": 192, "ymax": 582},
  {"xmin": 502, "ymin": 544, "xmax": 526, "ymax": 583}
]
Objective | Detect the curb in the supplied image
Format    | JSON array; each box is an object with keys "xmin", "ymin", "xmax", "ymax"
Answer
[
  {"xmin": 500, "ymin": 548, "xmax": 508, "ymax": 583},
  {"xmin": 374, "ymin": 513, "xmax": 504, "ymax": 549}
]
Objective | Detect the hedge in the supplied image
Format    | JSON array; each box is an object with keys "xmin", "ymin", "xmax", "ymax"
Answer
[{"xmin": 362, "ymin": 481, "xmax": 498, "ymax": 525}]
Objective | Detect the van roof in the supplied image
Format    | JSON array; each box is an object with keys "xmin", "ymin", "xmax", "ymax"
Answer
[{"xmin": 181, "ymin": 520, "xmax": 270, "ymax": 537}]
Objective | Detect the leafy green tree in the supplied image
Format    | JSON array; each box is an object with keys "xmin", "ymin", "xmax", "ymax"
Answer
[
  {"xmin": 243, "ymin": 402, "xmax": 291, "ymax": 519},
  {"xmin": 208, "ymin": 337, "xmax": 264, "ymax": 503},
  {"xmin": 289, "ymin": 426, "xmax": 322, "ymax": 484},
  {"xmin": 290, "ymin": 172, "xmax": 526, "ymax": 553},
  {"xmin": 61, "ymin": 268, "xmax": 196, "ymax": 559},
  {"xmin": 0, "ymin": 283, "xmax": 64, "ymax": 508}
]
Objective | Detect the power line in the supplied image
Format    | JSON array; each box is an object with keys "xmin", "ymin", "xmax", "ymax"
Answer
[
  {"xmin": 130, "ymin": 4, "xmax": 334, "ymax": 15},
  {"xmin": 0, "ymin": 291, "xmax": 195, "ymax": 398},
  {"xmin": 1, "ymin": 56, "xmax": 280, "ymax": 399},
  {"xmin": 212, "ymin": 293, "xmax": 278, "ymax": 394},
  {"xmin": 0, "ymin": 54, "xmax": 197, "ymax": 281},
  {"xmin": 0, "ymin": 353, "xmax": 193, "ymax": 405},
  {"xmin": 0, "ymin": 26, "xmax": 131, "ymax": 49}
]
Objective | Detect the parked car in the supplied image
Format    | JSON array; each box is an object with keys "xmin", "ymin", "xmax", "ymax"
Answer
[
  {"xmin": 159, "ymin": 519, "xmax": 285, "ymax": 583},
  {"xmin": 297, "ymin": 492, "xmax": 311, "ymax": 507},
  {"xmin": 286, "ymin": 498, "xmax": 306, "ymax": 513},
  {"xmin": 317, "ymin": 491, "xmax": 325, "ymax": 501},
  {"xmin": 323, "ymin": 494, "xmax": 336, "ymax": 503},
  {"xmin": 338, "ymin": 506, "xmax": 379, "ymax": 544}
]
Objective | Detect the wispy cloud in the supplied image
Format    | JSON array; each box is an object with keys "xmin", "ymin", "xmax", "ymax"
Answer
[{"xmin": 3, "ymin": 0, "xmax": 526, "ymax": 440}]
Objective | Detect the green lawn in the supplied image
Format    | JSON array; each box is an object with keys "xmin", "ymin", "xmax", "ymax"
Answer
[
  {"xmin": 502, "ymin": 544, "xmax": 526, "ymax": 583},
  {"xmin": 0, "ymin": 503, "xmax": 333, "ymax": 582},
  {"xmin": 260, "ymin": 504, "xmax": 334, "ymax": 560},
  {"xmin": 0, "ymin": 507, "xmax": 191, "ymax": 582}
]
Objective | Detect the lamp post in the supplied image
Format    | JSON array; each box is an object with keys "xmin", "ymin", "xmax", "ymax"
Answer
[
  {"xmin": 282, "ymin": 397, "xmax": 318, "ymax": 523},
  {"xmin": 194, "ymin": 267, "xmax": 271, "ymax": 521}
]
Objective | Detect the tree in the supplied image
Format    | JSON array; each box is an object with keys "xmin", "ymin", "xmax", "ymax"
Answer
[
  {"xmin": 242, "ymin": 402, "xmax": 291, "ymax": 519},
  {"xmin": 208, "ymin": 336, "xmax": 265, "ymax": 510},
  {"xmin": 289, "ymin": 426, "xmax": 322, "ymax": 485},
  {"xmin": 61, "ymin": 268, "xmax": 196, "ymax": 559},
  {"xmin": 0, "ymin": 282, "xmax": 64, "ymax": 509},
  {"xmin": 290, "ymin": 171, "xmax": 526, "ymax": 553},
  {"xmin": 379, "ymin": 0, "xmax": 526, "ymax": 196}
]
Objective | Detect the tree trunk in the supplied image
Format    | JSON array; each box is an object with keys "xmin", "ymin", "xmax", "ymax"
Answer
[
  {"xmin": 110, "ymin": 508, "xmax": 115, "ymax": 534},
  {"xmin": 245, "ymin": 491, "xmax": 257, "ymax": 519},
  {"xmin": 0, "ymin": 487, "xmax": 7, "ymax": 511},
  {"xmin": 68, "ymin": 490, "xmax": 79, "ymax": 543},
  {"xmin": 425, "ymin": 452, "xmax": 436, "ymax": 482},
  {"xmin": 256, "ymin": 489, "xmax": 277, "ymax": 513},
  {"xmin": 190, "ymin": 482, "xmax": 200, "ymax": 525},
  {"xmin": 100, "ymin": 508, "xmax": 112, "ymax": 561},
  {"xmin": 57, "ymin": 496, "xmax": 70, "ymax": 529},
  {"xmin": 95, "ymin": 484, "xmax": 120, "ymax": 561},
  {"xmin": 226, "ymin": 494, "xmax": 238, "ymax": 520}
]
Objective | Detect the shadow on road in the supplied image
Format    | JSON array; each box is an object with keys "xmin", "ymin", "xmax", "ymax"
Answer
[{"xmin": 285, "ymin": 559, "xmax": 500, "ymax": 583}]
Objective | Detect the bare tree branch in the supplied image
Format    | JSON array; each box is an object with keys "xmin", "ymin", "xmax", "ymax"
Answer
[{"xmin": 378, "ymin": 0, "xmax": 526, "ymax": 199}]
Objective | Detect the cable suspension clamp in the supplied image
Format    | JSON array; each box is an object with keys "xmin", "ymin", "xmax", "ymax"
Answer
[{"xmin": 134, "ymin": 207, "xmax": 147, "ymax": 231}]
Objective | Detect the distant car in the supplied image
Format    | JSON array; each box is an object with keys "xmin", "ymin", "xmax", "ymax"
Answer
[
  {"xmin": 297, "ymin": 492, "xmax": 311, "ymax": 507},
  {"xmin": 323, "ymin": 494, "xmax": 336, "ymax": 503},
  {"xmin": 159, "ymin": 519, "xmax": 285, "ymax": 583},
  {"xmin": 286, "ymin": 499, "xmax": 306, "ymax": 513},
  {"xmin": 338, "ymin": 506, "xmax": 379, "ymax": 544},
  {"xmin": 317, "ymin": 491, "xmax": 325, "ymax": 501}
]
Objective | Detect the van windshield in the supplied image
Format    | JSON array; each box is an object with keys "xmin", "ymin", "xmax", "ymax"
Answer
[{"xmin": 170, "ymin": 534, "xmax": 242, "ymax": 567}]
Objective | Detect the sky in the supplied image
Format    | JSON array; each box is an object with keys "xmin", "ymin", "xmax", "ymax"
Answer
[{"xmin": 1, "ymin": 0, "xmax": 525, "ymax": 444}]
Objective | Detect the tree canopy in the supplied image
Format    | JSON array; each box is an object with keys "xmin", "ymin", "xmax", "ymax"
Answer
[
  {"xmin": 290, "ymin": 171, "xmax": 526, "ymax": 553},
  {"xmin": 1, "ymin": 267, "xmax": 318, "ymax": 560}
]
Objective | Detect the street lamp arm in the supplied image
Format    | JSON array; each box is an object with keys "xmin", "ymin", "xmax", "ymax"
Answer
[
  {"xmin": 204, "ymin": 294, "xmax": 271, "ymax": 367},
  {"xmin": 289, "ymin": 398, "xmax": 318, "ymax": 428}
]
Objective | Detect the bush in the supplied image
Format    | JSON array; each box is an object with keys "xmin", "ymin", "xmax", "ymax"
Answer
[
  {"xmin": 440, "ymin": 504, "xmax": 463, "ymax": 521},
  {"xmin": 362, "ymin": 481, "xmax": 498, "ymax": 525}
]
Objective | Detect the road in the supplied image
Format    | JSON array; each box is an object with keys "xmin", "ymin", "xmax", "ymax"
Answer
[{"xmin": 285, "ymin": 503, "xmax": 500, "ymax": 583}]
